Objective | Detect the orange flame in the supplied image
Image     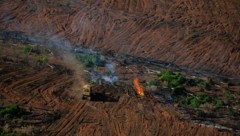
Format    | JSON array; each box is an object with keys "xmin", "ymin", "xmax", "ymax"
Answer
[{"xmin": 133, "ymin": 77, "xmax": 145, "ymax": 96}]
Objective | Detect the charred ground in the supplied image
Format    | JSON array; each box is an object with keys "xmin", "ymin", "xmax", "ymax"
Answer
[
  {"xmin": 0, "ymin": 37, "xmax": 235, "ymax": 135},
  {"xmin": 0, "ymin": 0, "xmax": 240, "ymax": 135}
]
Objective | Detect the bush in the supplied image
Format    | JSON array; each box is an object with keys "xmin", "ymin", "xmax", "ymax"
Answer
[
  {"xmin": 76, "ymin": 54, "xmax": 105, "ymax": 68},
  {"xmin": 23, "ymin": 46, "xmax": 32, "ymax": 54},
  {"xmin": 179, "ymin": 96, "xmax": 201, "ymax": 108},
  {"xmin": 171, "ymin": 86, "xmax": 187, "ymax": 96},
  {"xmin": 52, "ymin": 110, "xmax": 61, "ymax": 120},
  {"xmin": 201, "ymin": 79, "xmax": 214, "ymax": 90},
  {"xmin": 104, "ymin": 69, "xmax": 111, "ymax": 75},
  {"xmin": 0, "ymin": 104, "xmax": 25, "ymax": 122},
  {"xmin": 190, "ymin": 98, "xmax": 201, "ymax": 108},
  {"xmin": 186, "ymin": 78, "xmax": 203, "ymax": 86},
  {"xmin": 159, "ymin": 70, "xmax": 175, "ymax": 82},
  {"xmin": 36, "ymin": 55, "xmax": 48, "ymax": 65},
  {"xmin": 178, "ymin": 92, "xmax": 222, "ymax": 108},
  {"xmin": 159, "ymin": 70, "xmax": 186, "ymax": 88},
  {"xmin": 215, "ymin": 99, "xmax": 224, "ymax": 108}
]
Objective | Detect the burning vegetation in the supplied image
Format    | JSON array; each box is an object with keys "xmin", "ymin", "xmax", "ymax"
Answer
[{"xmin": 133, "ymin": 77, "xmax": 145, "ymax": 97}]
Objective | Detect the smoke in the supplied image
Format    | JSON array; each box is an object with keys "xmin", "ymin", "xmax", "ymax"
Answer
[
  {"xmin": 14, "ymin": 30, "xmax": 90, "ymax": 94},
  {"xmin": 106, "ymin": 63, "xmax": 115, "ymax": 73},
  {"xmin": 74, "ymin": 47, "xmax": 119, "ymax": 85},
  {"xmin": 37, "ymin": 38, "xmax": 89, "ymax": 96}
]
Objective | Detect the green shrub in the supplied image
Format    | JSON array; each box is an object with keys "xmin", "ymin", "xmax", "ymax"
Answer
[
  {"xmin": 104, "ymin": 69, "xmax": 111, "ymax": 75},
  {"xmin": 179, "ymin": 96, "xmax": 200, "ymax": 108},
  {"xmin": 196, "ymin": 92, "xmax": 213, "ymax": 103},
  {"xmin": 201, "ymin": 79, "xmax": 214, "ymax": 90},
  {"xmin": 36, "ymin": 55, "xmax": 48, "ymax": 65},
  {"xmin": 178, "ymin": 92, "xmax": 222, "ymax": 108},
  {"xmin": 171, "ymin": 86, "xmax": 187, "ymax": 96},
  {"xmin": 186, "ymin": 78, "xmax": 203, "ymax": 86},
  {"xmin": 223, "ymin": 91, "xmax": 233, "ymax": 102},
  {"xmin": 0, "ymin": 104, "xmax": 25, "ymax": 122},
  {"xmin": 75, "ymin": 54, "xmax": 105, "ymax": 68},
  {"xmin": 159, "ymin": 70, "xmax": 186, "ymax": 88},
  {"xmin": 190, "ymin": 98, "xmax": 201, "ymax": 108},
  {"xmin": 159, "ymin": 70, "xmax": 175, "ymax": 82},
  {"xmin": 23, "ymin": 46, "xmax": 31, "ymax": 54},
  {"xmin": 52, "ymin": 110, "xmax": 61, "ymax": 120},
  {"xmin": 215, "ymin": 99, "xmax": 224, "ymax": 108}
]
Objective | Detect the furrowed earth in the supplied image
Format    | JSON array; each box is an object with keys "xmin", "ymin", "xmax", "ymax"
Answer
[
  {"xmin": 0, "ymin": 34, "xmax": 238, "ymax": 136},
  {"xmin": 0, "ymin": 0, "xmax": 239, "ymax": 136}
]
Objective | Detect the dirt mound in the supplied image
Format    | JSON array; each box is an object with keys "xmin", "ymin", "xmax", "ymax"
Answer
[{"xmin": 0, "ymin": 0, "xmax": 239, "ymax": 79}]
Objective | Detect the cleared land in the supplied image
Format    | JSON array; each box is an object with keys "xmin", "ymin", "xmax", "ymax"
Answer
[{"xmin": 0, "ymin": 39, "xmax": 233, "ymax": 135}]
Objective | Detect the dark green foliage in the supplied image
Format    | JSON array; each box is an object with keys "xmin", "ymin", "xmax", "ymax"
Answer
[
  {"xmin": 52, "ymin": 110, "xmax": 61, "ymax": 120},
  {"xmin": 201, "ymin": 79, "xmax": 214, "ymax": 90},
  {"xmin": 215, "ymin": 99, "xmax": 224, "ymax": 108},
  {"xmin": 0, "ymin": 104, "xmax": 25, "ymax": 122},
  {"xmin": 75, "ymin": 54, "xmax": 105, "ymax": 68},
  {"xmin": 196, "ymin": 92, "xmax": 215, "ymax": 104},
  {"xmin": 190, "ymin": 98, "xmax": 201, "ymax": 108},
  {"xmin": 171, "ymin": 86, "xmax": 187, "ymax": 96},
  {"xmin": 178, "ymin": 92, "xmax": 223, "ymax": 108},
  {"xmin": 158, "ymin": 70, "xmax": 187, "ymax": 96},
  {"xmin": 223, "ymin": 91, "xmax": 231, "ymax": 98},
  {"xmin": 23, "ymin": 46, "xmax": 31, "ymax": 54},
  {"xmin": 179, "ymin": 96, "xmax": 202, "ymax": 108},
  {"xmin": 179, "ymin": 96, "xmax": 201, "ymax": 108},
  {"xmin": 155, "ymin": 69, "xmax": 235, "ymax": 110},
  {"xmin": 104, "ymin": 69, "xmax": 111, "ymax": 75},
  {"xmin": 23, "ymin": 45, "xmax": 41, "ymax": 56},
  {"xmin": 186, "ymin": 78, "xmax": 203, "ymax": 86},
  {"xmin": 159, "ymin": 70, "xmax": 186, "ymax": 88},
  {"xmin": 36, "ymin": 55, "xmax": 48, "ymax": 66}
]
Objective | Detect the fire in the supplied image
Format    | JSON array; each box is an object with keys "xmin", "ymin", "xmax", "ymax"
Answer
[{"xmin": 133, "ymin": 77, "xmax": 145, "ymax": 96}]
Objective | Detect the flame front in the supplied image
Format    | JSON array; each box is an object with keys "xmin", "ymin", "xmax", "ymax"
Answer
[{"xmin": 133, "ymin": 77, "xmax": 145, "ymax": 96}]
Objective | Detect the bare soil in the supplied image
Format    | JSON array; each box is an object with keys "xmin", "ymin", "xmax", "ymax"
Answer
[
  {"xmin": 0, "ymin": 0, "xmax": 239, "ymax": 79},
  {"xmin": 0, "ymin": 39, "xmax": 233, "ymax": 135}
]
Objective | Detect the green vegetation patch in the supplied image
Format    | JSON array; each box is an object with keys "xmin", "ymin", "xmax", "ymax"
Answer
[
  {"xmin": 23, "ymin": 45, "xmax": 41, "ymax": 55},
  {"xmin": 145, "ymin": 69, "xmax": 233, "ymax": 109},
  {"xmin": 0, "ymin": 104, "xmax": 26, "ymax": 122},
  {"xmin": 186, "ymin": 78, "xmax": 203, "ymax": 86},
  {"xmin": 36, "ymin": 55, "xmax": 48, "ymax": 66},
  {"xmin": 159, "ymin": 70, "xmax": 186, "ymax": 88},
  {"xmin": 178, "ymin": 92, "xmax": 224, "ymax": 108},
  {"xmin": 76, "ymin": 54, "xmax": 105, "ymax": 68}
]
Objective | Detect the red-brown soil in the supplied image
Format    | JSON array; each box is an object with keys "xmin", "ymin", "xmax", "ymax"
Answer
[
  {"xmin": 0, "ymin": 0, "xmax": 239, "ymax": 79},
  {"xmin": 0, "ymin": 40, "xmax": 233, "ymax": 135}
]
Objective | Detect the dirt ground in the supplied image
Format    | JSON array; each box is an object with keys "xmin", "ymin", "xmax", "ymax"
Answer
[
  {"xmin": 0, "ymin": 0, "xmax": 239, "ymax": 79},
  {"xmin": 0, "ymin": 40, "xmax": 233, "ymax": 135}
]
